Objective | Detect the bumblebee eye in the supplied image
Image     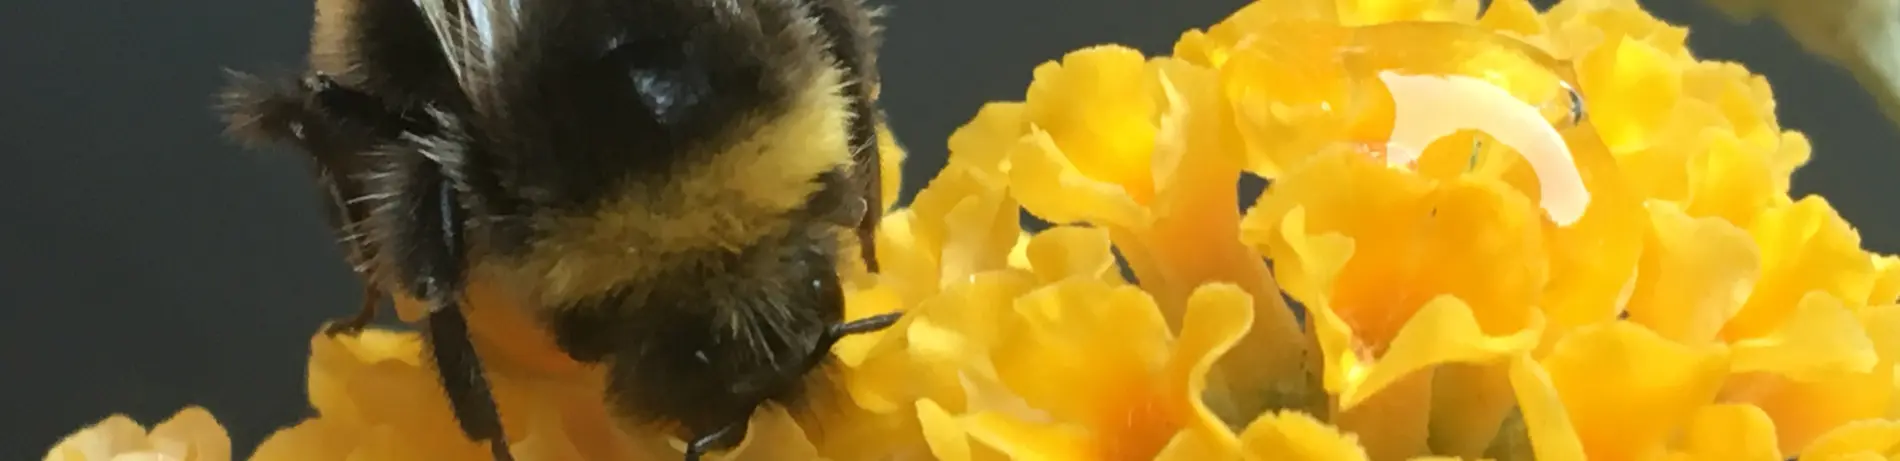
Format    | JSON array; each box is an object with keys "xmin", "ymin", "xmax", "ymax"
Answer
[
  {"xmin": 809, "ymin": 267, "xmax": 832, "ymax": 294},
  {"xmin": 602, "ymin": 36, "xmax": 709, "ymax": 126},
  {"xmin": 809, "ymin": 264, "xmax": 844, "ymax": 310}
]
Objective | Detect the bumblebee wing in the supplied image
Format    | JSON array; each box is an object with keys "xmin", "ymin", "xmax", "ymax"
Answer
[
  {"xmin": 850, "ymin": 106, "xmax": 883, "ymax": 272},
  {"xmin": 806, "ymin": 0, "xmax": 887, "ymax": 272},
  {"xmin": 413, "ymin": 0, "xmax": 520, "ymax": 111}
]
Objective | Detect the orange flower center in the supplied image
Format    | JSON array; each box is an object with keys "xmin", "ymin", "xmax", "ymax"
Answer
[{"xmin": 1092, "ymin": 380, "xmax": 1184, "ymax": 460}]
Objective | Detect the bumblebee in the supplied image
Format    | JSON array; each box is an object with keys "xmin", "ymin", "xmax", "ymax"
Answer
[{"xmin": 217, "ymin": 0, "xmax": 898, "ymax": 459}]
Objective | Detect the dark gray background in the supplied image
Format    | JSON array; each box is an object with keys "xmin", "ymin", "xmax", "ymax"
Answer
[{"xmin": 2, "ymin": 0, "xmax": 1893, "ymax": 458}]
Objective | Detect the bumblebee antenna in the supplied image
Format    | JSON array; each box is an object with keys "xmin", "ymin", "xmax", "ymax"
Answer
[{"xmin": 804, "ymin": 312, "xmax": 902, "ymax": 370}]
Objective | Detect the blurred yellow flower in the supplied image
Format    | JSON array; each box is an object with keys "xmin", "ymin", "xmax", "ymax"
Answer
[
  {"xmin": 1799, "ymin": 419, "xmax": 1900, "ymax": 460},
  {"xmin": 49, "ymin": 0, "xmax": 1900, "ymax": 460},
  {"xmin": 46, "ymin": 407, "xmax": 230, "ymax": 461}
]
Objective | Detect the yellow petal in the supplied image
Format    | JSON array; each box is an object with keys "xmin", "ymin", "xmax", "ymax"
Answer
[
  {"xmin": 720, "ymin": 406, "xmax": 826, "ymax": 461},
  {"xmin": 918, "ymin": 399, "xmax": 973, "ymax": 461},
  {"xmin": 1767, "ymin": 131, "xmax": 1812, "ymax": 194},
  {"xmin": 1578, "ymin": 34, "xmax": 1682, "ymax": 154},
  {"xmin": 1335, "ymin": 369, "xmax": 1434, "ymax": 460},
  {"xmin": 249, "ymin": 419, "xmax": 355, "ymax": 461},
  {"xmin": 1729, "ymin": 291, "xmax": 1879, "ymax": 381},
  {"xmin": 509, "ymin": 426, "xmax": 588, "ymax": 461},
  {"xmin": 843, "ymin": 271, "xmax": 1037, "ymax": 415},
  {"xmin": 1526, "ymin": 322, "xmax": 1731, "ymax": 460},
  {"xmin": 834, "ymin": 280, "xmax": 907, "ymax": 367},
  {"xmin": 804, "ymin": 399, "xmax": 935, "ymax": 461},
  {"xmin": 1860, "ymin": 305, "xmax": 1900, "ymax": 418},
  {"xmin": 1262, "ymin": 150, "xmax": 1548, "ymax": 347},
  {"xmin": 1155, "ymin": 428, "xmax": 1245, "ymax": 461},
  {"xmin": 45, "ymin": 415, "xmax": 151, "ymax": 461},
  {"xmin": 913, "ymin": 271, "xmax": 1040, "ymax": 367},
  {"xmin": 1155, "ymin": 286, "xmax": 1263, "ymax": 458},
  {"xmin": 1800, "ymin": 419, "xmax": 1900, "ymax": 460},
  {"xmin": 348, "ymin": 422, "xmax": 490, "ymax": 461},
  {"xmin": 1247, "ymin": 205, "xmax": 1354, "ymax": 308},
  {"xmin": 1021, "ymin": 45, "xmax": 1162, "ymax": 204},
  {"xmin": 992, "ymin": 281, "xmax": 1171, "ymax": 429},
  {"xmin": 1679, "ymin": 60, "xmax": 1778, "ymax": 141},
  {"xmin": 1006, "ymin": 231, "xmax": 1035, "ymax": 270},
  {"xmin": 146, "ymin": 407, "xmax": 229, "ymax": 461},
  {"xmin": 1624, "ymin": 200, "xmax": 1760, "ymax": 344},
  {"xmin": 1477, "ymin": 0, "xmax": 1544, "ymax": 37},
  {"xmin": 1726, "ymin": 196, "xmax": 1878, "ymax": 341},
  {"xmin": 1547, "ymin": 0, "xmax": 1693, "ymax": 63},
  {"xmin": 873, "ymin": 209, "xmax": 949, "ymax": 304},
  {"xmin": 1428, "ymin": 363, "xmax": 1520, "ymax": 458},
  {"xmin": 910, "ymin": 163, "xmax": 1021, "ymax": 290},
  {"xmin": 1143, "ymin": 58, "xmax": 1309, "ymax": 420},
  {"xmin": 1508, "ymin": 354, "xmax": 1587, "ymax": 461},
  {"xmin": 1675, "ymin": 404, "xmax": 1783, "ymax": 461},
  {"xmin": 1216, "ymin": 21, "xmax": 1353, "ymax": 178},
  {"xmin": 1683, "ymin": 130, "xmax": 1777, "ymax": 228},
  {"xmin": 1171, "ymin": 283, "xmax": 1257, "ymax": 448},
  {"xmin": 1010, "ymin": 130, "xmax": 1151, "ymax": 229},
  {"xmin": 1512, "ymin": 125, "xmax": 1648, "ymax": 354},
  {"xmin": 964, "ymin": 412, "xmax": 1093, "ymax": 461},
  {"xmin": 1023, "ymin": 226, "xmax": 1122, "ymax": 284},
  {"xmin": 971, "ymin": 280, "xmax": 1258, "ymax": 460},
  {"xmin": 1867, "ymin": 255, "xmax": 1900, "ymax": 305},
  {"xmin": 457, "ymin": 281, "xmax": 588, "ymax": 377},
  {"xmin": 1335, "ymin": 295, "xmax": 1542, "ymax": 410},
  {"xmin": 946, "ymin": 102, "xmax": 1028, "ymax": 175},
  {"xmin": 1727, "ymin": 369, "xmax": 1892, "ymax": 453},
  {"xmin": 1336, "ymin": 0, "xmax": 1480, "ymax": 26},
  {"xmin": 1237, "ymin": 411, "xmax": 1371, "ymax": 461},
  {"xmin": 326, "ymin": 327, "xmax": 425, "ymax": 365},
  {"xmin": 1206, "ymin": 0, "xmax": 1340, "ymax": 48},
  {"xmin": 305, "ymin": 332, "xmax": 369, "ymax": 424}
]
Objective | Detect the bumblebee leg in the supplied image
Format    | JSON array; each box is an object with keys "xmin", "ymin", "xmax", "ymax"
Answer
[
  {"xmin": 683, "ymin": 422, "xmax": 749, "ymax": 461},
  {"xmin": 304, "ymin": 73, "xmax": 437, "ymax": 139},
  {"xmin": 413, "ymin": 178, "xmax": 513, "ymax": 461},
  {"xmin": 427, "ymin": 305, "xmax": 514, "ymax": 461},
  {"xmin": 323, "ymin": 284, "xmax": 382, "ymax": 336}
]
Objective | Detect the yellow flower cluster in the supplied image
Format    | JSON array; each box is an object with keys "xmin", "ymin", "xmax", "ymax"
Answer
[
  {"xmin": 46, "ymin": 406, "xmax": 228, "ymax": 461},
  {"xmin": 47, "ymin": 0, "xmax": 1900, "ymax": 459}
]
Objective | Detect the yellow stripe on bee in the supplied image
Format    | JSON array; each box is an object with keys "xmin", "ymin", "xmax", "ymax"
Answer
[{"xmin": 509, "ymin": 66, "xmax": 856, "ymax": 308}]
